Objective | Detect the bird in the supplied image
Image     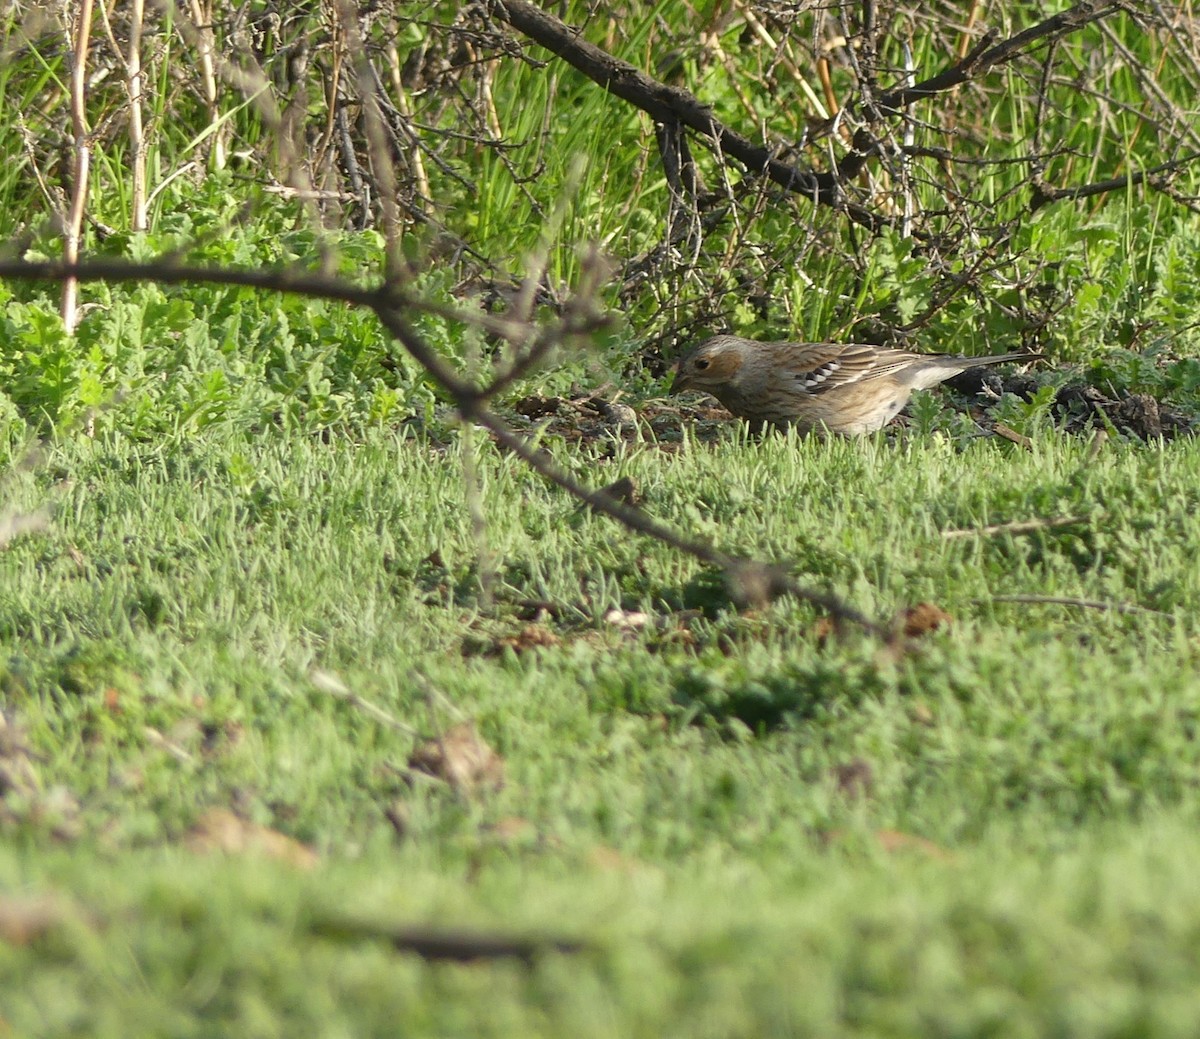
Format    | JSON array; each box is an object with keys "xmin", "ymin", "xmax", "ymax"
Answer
[{"xmin": 672, "ymin": 334, "xmax": 1042, "ymax": 435}]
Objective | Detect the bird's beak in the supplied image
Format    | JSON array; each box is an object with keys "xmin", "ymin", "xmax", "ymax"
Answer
[{"xmin": 671, "ymin": 365, "xmax": 692, "ymax": 394}]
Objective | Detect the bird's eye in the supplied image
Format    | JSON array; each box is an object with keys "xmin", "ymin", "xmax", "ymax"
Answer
[{"xmin": 694, "ymin": 358, "xmax": 710, "ymax": 370}]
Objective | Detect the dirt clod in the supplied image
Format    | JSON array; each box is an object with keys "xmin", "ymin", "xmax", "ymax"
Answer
[{"xmin": 408, "ymin": 723, "xmax": 505, "ymax": 795}]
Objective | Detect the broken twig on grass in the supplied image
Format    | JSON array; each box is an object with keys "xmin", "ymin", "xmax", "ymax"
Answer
[
  {"xmin": 309, "ymin": 670, "xmax": 423, "ymax": 738},
  {"xmin": 942, "ymin": 516, "xmax": 1093, "ymax": 539},
  {"xmin": 981, "ymin": 594, "xmax": 1170, "ymax": 617},
  {"xmin": 991, "ymin": 422, "xmax": 1033, "ymax": 449},
  {"xmin": 312, "ymin": 917, "xmax": 586, "ymax": 963}
]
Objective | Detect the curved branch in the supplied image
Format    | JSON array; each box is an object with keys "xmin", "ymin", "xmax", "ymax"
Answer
[
  {"xmin": 491, "ymin": 0, "xmax": 1139, "ymax": 229},
  {"xmin": 488, "ymin": 0, "xmax": 892, "ymax": 231},
  {"xmin": 0, "ymin": 256, "xmax": 888, "ymax": 634},
  {"xmin": 874, "ymin": 1, "xmax": 1125, "ymax": 113}
]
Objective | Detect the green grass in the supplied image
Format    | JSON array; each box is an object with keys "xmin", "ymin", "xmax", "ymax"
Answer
[
  {"xmin": 2, "ymin": 1, "xmax": 1200, "ymax": 1032},
  {"xmin": 2, "ymin": 421, "xmax": 1200, "ymax": 1035},
  {"xmin": 7, "ymin": 827, "xmax": 1200, "ymax": 1037}
]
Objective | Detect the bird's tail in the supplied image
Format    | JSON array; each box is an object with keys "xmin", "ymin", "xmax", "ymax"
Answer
[
  {"xmin": 909, "ymin": 350, "xmax": 1042, "ymax": 390},
  {"xmin": 955, "ymin": 351, "xmax": 1043, "ymax": 368}
]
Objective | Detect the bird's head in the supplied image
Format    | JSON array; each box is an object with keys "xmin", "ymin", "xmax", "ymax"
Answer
[{"xmin": 672, "ymin": 335, "xmax": 747, "ymax": 394}]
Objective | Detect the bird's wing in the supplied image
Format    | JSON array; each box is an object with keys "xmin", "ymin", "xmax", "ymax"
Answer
[{"xmin": 768, "ymin": 342, "xmax": 925, "ymax": 395}]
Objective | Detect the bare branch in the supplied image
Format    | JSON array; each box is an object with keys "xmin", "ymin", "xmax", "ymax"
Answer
[
  {"xmin": 1031, "ymin": 151, "xmax": 1200, "ymax": 211},
  {"xmin": 0, "ymin": 255, "xmax": 887, "ymax": 634},
  {"xmin": 61, "ymin": 0, "xmax": 95, "ymax": 334},
  {"xmin": 488, "ymin": 0, "xmax": 891, "ymax": 228},
  {"xmin": 873, "ymin": 1, "xmax": 1125, "ymax": 114}
]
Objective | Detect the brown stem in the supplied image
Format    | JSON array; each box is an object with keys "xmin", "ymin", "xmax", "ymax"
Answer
[
  {"xmin": 874, "ymin": 1, "xmax": 1124, "ymax": 114},
  {"xmin": 61, "ymin": 0, "xmax": 95, "ymax": 334},
  {"xmin": 1030, "ymin": 151, "xmax": 1200, "ymax": 211},
  {"xmin": 185, "ymin": 0, "xmax": 225, "ymax": 170},
  {"xmin": 0, "ymin": 254, "xmax": 887, "ymax": 634},
  {"xmin": 489, "ymin": 0, "xmax": 866, "ymax": 216}
]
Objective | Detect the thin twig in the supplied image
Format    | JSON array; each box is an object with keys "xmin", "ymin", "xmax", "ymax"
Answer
[
  {"xmin": 1031, "ymin": 151, "xmax": 1200, "ymax": 210},
  {"xmin": 873, "ymin": 1, "xmax": 1124, "ymax": 113},
  {"xmin": 143, "ymin": 726, "xmax": 195, "ymax": 764},
  {"xmin": 0, "ymin": 257, "xmax": 889, "ymax": 636},
  {"xmin": 991, "ymin": 422, "xmax": 1033, "ymax": 449},
  {"xmin": 309, "ymin": 670, "xmax": 423, "ymax": 738}
]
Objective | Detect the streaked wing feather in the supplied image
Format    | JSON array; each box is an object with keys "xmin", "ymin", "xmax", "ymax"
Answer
[{"xmin": 768, "ymin": 342, "xmax": 927, "ymax": 395}]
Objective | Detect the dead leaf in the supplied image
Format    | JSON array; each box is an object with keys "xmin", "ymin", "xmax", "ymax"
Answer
[
  {"xmin": 0, "ymin": 895, "xmax": 69, "ymax": 945},
  {"xmin": 514, "ymin": 394, "xmax": 564, "ymax": 420},
  {"xmin": 901, "ymin": 602, "xmax": 953, "ymax": 638},
  {"xmin": 408, "ymin": 723, "xmax": 505, "ymax": 795},
  {"xmin": 812, "ymin": 616, "xmax": 838, "ymax": 647},
  {"xmin": 910, "ymin": 702, "xmax": 935, "ymax": 726},
  {"xmin": 597, "ymin": 475, "xmax": 640, "ymax": 508},
  {"xmin": 584, "ymin": 397, "xmax": 638, "ymax": 429},
  {"xmin": 186, "ymin": 808, "xmax": 318, "ymax": 869},
  {"xmin": 490, "ymin": 624, "xmax": 560, "ymax": 656},
  {"xmin": 604, "ymin": 607, "xmax": 649, "ymax": 632},
  {"xmin": 482, "ymin": 816, "xmax": 538, "ymax": 844},
  {"xmin": 832, "ymin": 758, "xmax": 874, "ymax": 799},
  {"xmin": 875, "ymin": 829, "xmax": 954, "ymax": 861}
]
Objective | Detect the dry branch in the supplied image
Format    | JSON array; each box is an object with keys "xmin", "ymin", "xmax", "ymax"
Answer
[
  {"xmin": 489, "ymin": 0, "xmax": 864, "ymax": 215},
  {"xmin": 872, "ymin": 2, "xmax": 1125, "ymax": 114},
  {"xmin": 61, "ymin": 0, "xmax": 95, "ymax": 333},
  {"xmin": 0, "ymin": 255, "xmax": 887, "ymax": 635},
  {"xmin": 1031, "ymin": 151, "xmax": 1200, "ymax": 211},
  {"xmin": 184, "ymin": 0, "xmax": 225, "ymax": 170},
  {"xmin": 487, "ymin": 0, "xmax": 1147, "ymax": 240}
]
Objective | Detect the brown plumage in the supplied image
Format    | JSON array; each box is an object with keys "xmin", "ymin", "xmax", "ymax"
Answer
[{"xmin": 673, "ymin": 334, "xmax": 1042, "ymax": 435}]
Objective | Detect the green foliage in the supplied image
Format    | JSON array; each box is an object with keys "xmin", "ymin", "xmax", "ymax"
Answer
[
  {"xmin": 672, "ymin": 647, "xmax": 889, "ymax": 730},
  {"xmin": 1, "ymin": 421, "xmax": 1200, "ymax": 1032},
  {"xmin": 0, "ymin": 2, "xmax": 1199, "ymax": 1031},
  {"xmin": 0, "ymin": 189, "xmax": 456, "ymax": 437},
  {"xmin": 7, "ymin": 2, "xmax": 1200, "ymax": 371},
  {"xmin": 990, "ymin": 384, "xmax": 1060, "ymax": 437},
  {"xmin": 1088, "ymin": 348, "xmax": 1200, "ymax": 414}
]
